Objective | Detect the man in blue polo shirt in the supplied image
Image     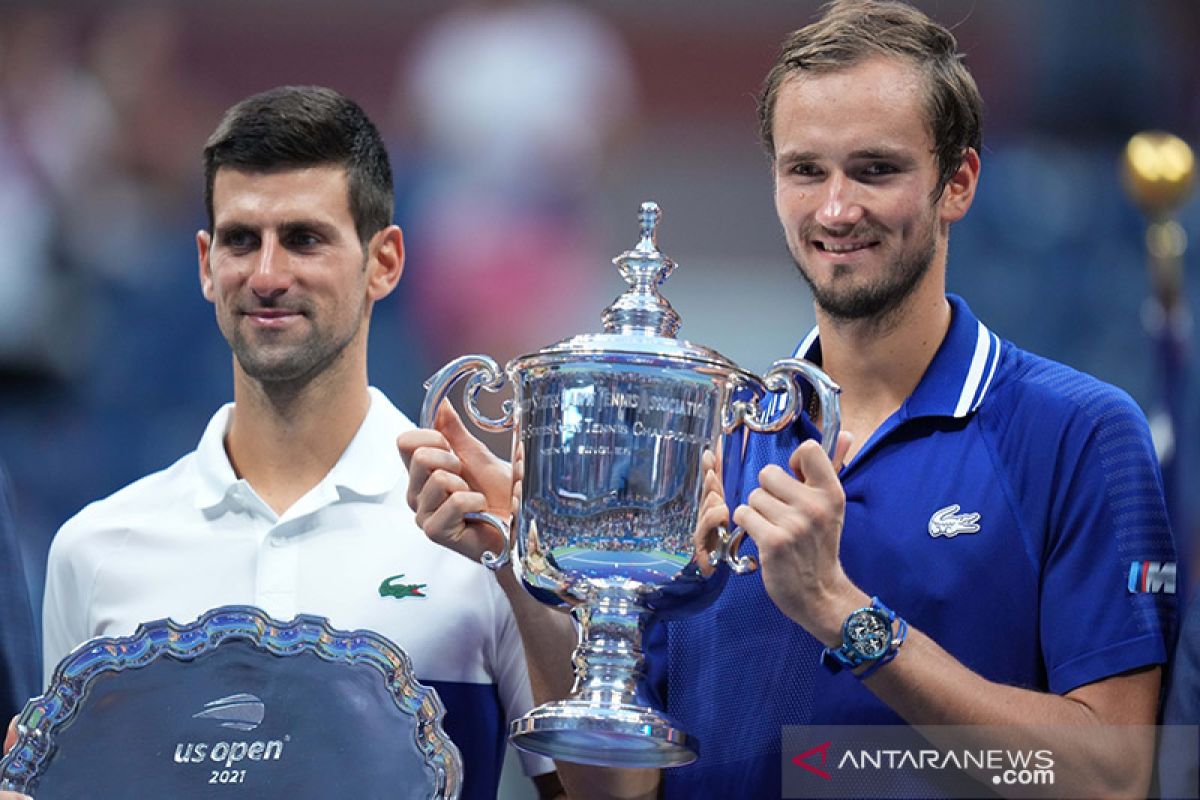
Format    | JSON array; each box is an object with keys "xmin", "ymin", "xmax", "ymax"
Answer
[{"xmin": 400, "ymin": 1, "xmax": 1178, "ymax": 797}]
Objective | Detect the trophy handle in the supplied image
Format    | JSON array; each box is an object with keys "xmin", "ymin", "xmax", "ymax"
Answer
[
  {"xmin": 421, "ymin": 355, "xmax": 516, "ymax": 570},
  {"xmin": 421, "ymin": 354, "xmax": 515, "ymax": 433},
  {"xmin": 716, "ymin": 359, "xmax": 842, "ymax": 574},
  {"xmin": 709, "ymin": 525, "xmax": 758, "ymax": 575},
  {"xmin": 725, "ymin": 358, "xmax": 841, "ymax": 460}
]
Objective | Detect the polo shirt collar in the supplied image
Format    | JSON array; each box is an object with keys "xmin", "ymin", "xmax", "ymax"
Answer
[
  {"xmin": 193, "ymin": 386, "xmax": 405, "ymax": 511},
  {"xmin": 791, "ymin": 294, "xmax": 1002, "ymax": 421}
]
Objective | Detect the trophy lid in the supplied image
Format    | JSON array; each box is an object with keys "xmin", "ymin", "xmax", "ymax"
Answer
[{"xmin": 514, "ymin": 201, "xmax": 741, "ymax": 373}]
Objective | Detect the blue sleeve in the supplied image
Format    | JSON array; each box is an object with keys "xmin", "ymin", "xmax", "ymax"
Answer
[
  {"xmin": 1033, "ymin": 383, "xmax": 1175, "ymax": 693},
  {"xmin": 0, "ymin": 463, "xmax": 40, "ymax": 721}
]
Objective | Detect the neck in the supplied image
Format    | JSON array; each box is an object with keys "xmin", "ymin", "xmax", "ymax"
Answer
[
  {"xmin": 224, "ymin": 352, "xmax": 371, "ymax": 515},
  {"xmin": 815, "ymin": 278, "xmax": 950, "ymax": 459}
]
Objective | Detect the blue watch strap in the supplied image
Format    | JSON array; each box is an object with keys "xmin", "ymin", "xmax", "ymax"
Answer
[{"xmin": 820, "ymin": 597, "xmax": 906, "ymax": 678}]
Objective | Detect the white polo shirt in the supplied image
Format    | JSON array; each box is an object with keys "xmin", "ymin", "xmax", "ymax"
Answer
[{"xmin": 42, "ymin": 387, "xmax": 551, "ymax": 790}]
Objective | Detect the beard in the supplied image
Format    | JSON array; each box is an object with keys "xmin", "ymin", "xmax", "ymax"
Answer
[
  {"xmin": 224, "ymin": 301, "xmax": 365, "ymax": 386},
  {"xmin": 791, "ymin": 217, "xmax": 937, "ymax": 324}
]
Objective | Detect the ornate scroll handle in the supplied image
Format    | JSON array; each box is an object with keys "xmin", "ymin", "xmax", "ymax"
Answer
[
  {"xmin": 421, "ymin": 354, "xmax": 516, "ymax": 433},
  {"xmin": 420, "ymin": 355, "xmax": 516, "ymax": 570},
  {"xmin": 718, "ymin": 357, "xmax": 842, "ymax": 575}
]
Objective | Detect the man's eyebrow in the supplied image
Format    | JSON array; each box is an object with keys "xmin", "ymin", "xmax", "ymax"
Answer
[
  {"xmin": 214, "ymin": 222, "xmax": 255, "ymax": 238},
  {"xmin": 278, "ymin": 219, "xmax": 338, "ymax": 237},
  {"xmin": 777, "ymin": 147, "xmax": 915, "ymax": 163},
  {"xmin": 777, "ymin": 150, "xmax": 821, "ymax": 164},
  {"xmin": 848, "ymin": 147, "xmax": 914, "ymax": 162},
  {"xmin": 213, "ymin": 219, "xmax": 339, "ymax": 239}
]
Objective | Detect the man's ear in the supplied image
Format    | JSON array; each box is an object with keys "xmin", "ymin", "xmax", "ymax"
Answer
[
  {"xmin": 367, "ymin": 225, "xmax": 405, "ymax": 301},
  {"xmin": 940, "ymin": 147, "xmax": 980, "ymax": 224},
  {"xmin": 197, "ymin": 229, "xmax": 215, "ymax": 302}
]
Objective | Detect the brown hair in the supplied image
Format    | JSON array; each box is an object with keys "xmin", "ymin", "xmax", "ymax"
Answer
[{"xmin": 757, "ymin": 0, "xmax": 982, "ymax": 192}]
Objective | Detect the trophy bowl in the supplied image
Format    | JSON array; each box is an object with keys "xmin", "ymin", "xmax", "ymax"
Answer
[{"xmin": 421, "ymin": 202, "xmax": 839, "ymax": 767}]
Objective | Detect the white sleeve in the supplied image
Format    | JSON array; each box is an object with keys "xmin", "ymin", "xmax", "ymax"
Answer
[
  {"xmin": 41, "ymin": 522, "xmax": 92, "ymax": 688},
  {"xmin": 489, "ymin": 581, "xmax": 557, "ymax": 777}
]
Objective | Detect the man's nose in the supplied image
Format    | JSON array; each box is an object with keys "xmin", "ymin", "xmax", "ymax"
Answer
[
  {"xmin": 246, "ymin": 237, "xmax": 291, "ymax": 299},
  {"xmin": 815, "ymin": 173, "xmax": 865, "ymax": 229}
]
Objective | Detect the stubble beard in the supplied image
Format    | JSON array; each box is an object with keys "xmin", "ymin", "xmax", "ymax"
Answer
[
  {"xmin": 227, "ymin": 303, "xmax": 365, "ymax": 388},
  {"xmin": 791, "ymin": 217, "xmax": 937, "ymax": 327}
]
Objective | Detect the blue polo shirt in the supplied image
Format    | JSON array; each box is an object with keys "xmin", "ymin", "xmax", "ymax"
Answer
[{"xmin": 646, "ymin": 295, "xmax": 1177, "ymax": 798}]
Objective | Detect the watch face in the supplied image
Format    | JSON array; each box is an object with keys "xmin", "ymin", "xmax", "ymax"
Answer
[{"xmin": 846, "ymin": 609, "xmax": 891, "ymax": 660}]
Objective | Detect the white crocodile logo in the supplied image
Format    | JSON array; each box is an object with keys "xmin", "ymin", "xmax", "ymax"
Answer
[{"xmin": 928, "ymin": 504, "xmax": 981, "ymax": 538}]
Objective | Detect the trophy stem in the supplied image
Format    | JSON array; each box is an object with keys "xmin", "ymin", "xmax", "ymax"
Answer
[
  {"xmin": 508, "ymin": 587, "xmax": 698, "ymax": 767},
  {"xmin": 569, "ymin": 587, "xmax": 647, "ymax": 705}
]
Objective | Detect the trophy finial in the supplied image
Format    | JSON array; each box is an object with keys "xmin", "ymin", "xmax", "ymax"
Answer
[
  {"xmin": 603, "ymin": 201, "xmax": 680, "ymax": 337},
  {"xmin": 636, "ymin": 202, "xmax": 661, "ymax": 253}
]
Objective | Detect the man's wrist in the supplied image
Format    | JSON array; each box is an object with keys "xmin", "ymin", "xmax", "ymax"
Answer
[
  {"xmin": 810, "ymin": 584, "xmax": 872, "ymax": 648},
  {"xmin": 820, "ymin": 596, "xmax": 908, "ymax": 678}
]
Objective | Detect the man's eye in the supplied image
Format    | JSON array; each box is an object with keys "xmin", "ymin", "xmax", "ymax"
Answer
[
  {"xmin": 221, "ymin": 231, "xmax": 257, "ymax": 250},
  {"xmin": 789, "ymin": 163, "xmax": 822, "ymax": 178},
  {"xmin": 286, "ymin": 231, "xmax": 321, "ymax": 248},
  {"xmin": 862, "ymin": 162, "xmax": 899, "ymax": 177}
]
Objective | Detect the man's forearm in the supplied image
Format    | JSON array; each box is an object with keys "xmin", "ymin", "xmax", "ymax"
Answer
[{"xmin": 863, "ymin": 627, "xmax": 1160, "ymax": 799}]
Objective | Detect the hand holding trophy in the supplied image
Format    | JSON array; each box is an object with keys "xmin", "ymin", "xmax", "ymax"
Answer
[{"xmin": 421, "ymin": 202, "xmax": 840, "ymax": 767}]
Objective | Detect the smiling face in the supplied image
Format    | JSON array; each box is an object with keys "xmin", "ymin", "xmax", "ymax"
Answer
[
  {"xmin": 197, "ymin": 165, "xmax": 402, "ymax": 388},
  {"xmin": 771, "ymin": 56, "xmax": 976, "ymax": 323}
]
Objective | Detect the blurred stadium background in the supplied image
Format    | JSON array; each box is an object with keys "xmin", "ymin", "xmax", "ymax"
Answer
[{"xmin": 0, "ymin": 1, "xmax": 1196, "ymax": 793}]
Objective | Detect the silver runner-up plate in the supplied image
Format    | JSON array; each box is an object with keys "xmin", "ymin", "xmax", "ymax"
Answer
[{"xmin": 0, "ymin": 606, "xmax": 462, "ymax": 799}]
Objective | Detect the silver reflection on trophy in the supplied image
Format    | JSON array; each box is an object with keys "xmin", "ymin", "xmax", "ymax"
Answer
[{"xmin": 421, "ymin": 202, "xmax": 840, "ymax": 767}]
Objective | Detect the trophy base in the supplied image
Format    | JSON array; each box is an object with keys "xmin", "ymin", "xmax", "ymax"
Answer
[{"xmin": 508, "ymin": 700, "xmax": 697, "ymax": 768}]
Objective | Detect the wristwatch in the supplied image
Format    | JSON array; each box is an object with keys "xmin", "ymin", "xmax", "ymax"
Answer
[{"xmin": 820, "ymin": 596, "xmax": 907, "ymax": 678}]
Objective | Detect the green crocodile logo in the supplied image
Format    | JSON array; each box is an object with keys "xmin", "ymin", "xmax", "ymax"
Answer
[{"xmin": 378, "ymin": 574, "xmax": 427, "ymax": 600}]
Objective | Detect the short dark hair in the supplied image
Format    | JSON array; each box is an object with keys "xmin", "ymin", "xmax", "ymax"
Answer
[
  {"xmin": 203, "ymin": 85, "xmax": 393, "ymax": 244},
  {"xmin": 757, "ymin": 0, "xmax": 983, "ymax": 193}
]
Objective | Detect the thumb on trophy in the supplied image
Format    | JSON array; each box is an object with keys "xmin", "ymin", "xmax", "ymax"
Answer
[
  {"xmin": 433, "ymin": 400, "xmax": 483, "ymax": 453},
  {"xmin": 434, "ymin": 401, "xmax": 513, "ymax": 498}
]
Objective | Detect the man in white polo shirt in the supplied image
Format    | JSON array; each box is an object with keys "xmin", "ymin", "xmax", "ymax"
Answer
[{"xmin": 37, "ymin": 85, "xmax": 558, "ymax": 800}]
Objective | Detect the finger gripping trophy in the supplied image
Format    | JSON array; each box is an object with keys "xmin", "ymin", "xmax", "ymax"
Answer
[{"xmin": 422, "ymin": 202, "xmax": 840, "ymax": 767}]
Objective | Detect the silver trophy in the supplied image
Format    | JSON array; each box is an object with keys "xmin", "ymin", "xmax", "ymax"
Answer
[{"xmin": 421, "ymin": 202, "xmax": 839, "ymax": 768}]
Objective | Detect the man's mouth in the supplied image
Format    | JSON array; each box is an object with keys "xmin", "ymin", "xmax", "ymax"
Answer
[
  {"xmin": 814, "ymin": 240, "xmax": 877, "ymax": 254},
  {"xmin": 243, "ymin": 308, "xmax": 302, "ymax": 326}
]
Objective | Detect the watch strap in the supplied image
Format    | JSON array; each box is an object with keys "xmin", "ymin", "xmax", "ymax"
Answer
[{"xmin": 820, "ymin": 596, "xmax": 906, "ymax": 678}]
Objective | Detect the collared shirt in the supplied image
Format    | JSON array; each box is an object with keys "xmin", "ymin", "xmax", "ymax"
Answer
[
  {"xmin": 43, "ymin": 387, "xmax": 551, "ymax": 797},
  {"xmin": 648, "ymin": 295, "xmax": 1177, "ymax": 798}
]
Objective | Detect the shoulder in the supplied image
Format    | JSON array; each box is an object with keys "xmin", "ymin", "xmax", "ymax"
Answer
[
  {"xmin": 984, "ymin": 341, "xmax": 1151, "ymax": 444},
  {"xmin": 971, "ymin": 341, "xmax": 1165, "ymax": 544},
  {"xmin": 50, "ymin": 451, "xmax": 198, "ymax": 564}
]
